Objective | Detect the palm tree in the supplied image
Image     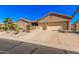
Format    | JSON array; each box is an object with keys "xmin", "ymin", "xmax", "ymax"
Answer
[
  {"xmin": 72, "ymin": 6, "xmax": 79, "ymax": 17},
  {"xmin": 3, "ymin": 18, "xmax": 13, "ymax": 31},
  {"xmin": 3, "ymin": 17, "xmax": 20, "ymax": 33},
  {"xmin": 3, "ymin": 18, "xmax": 13, "ymax": 24},
  {"xmin": 71, "ymin": 6, "xmax": 79, "ymax": 31}
]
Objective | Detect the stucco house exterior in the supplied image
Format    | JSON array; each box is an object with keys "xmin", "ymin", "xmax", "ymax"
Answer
[
  {"xmin": 16, "ymin": 18, "xmax": 31, "ymax": 30},
  {"xmin": 0, "ymin": 24, "xmax": 4, "ymax": 27},
  {"xmin": 76, "ymin": 20, "xmax": 79, "ymax": 30},
  {"xmin": 37, "ymin": 12, "xmax": 72, "ymax": 30},
  {"xmin": 15, "ymin": 12, "xmax": 72, "ymax": 31}
]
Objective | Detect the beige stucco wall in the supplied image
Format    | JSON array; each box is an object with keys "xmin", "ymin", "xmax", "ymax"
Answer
[
  {"xmin": 76, "ymin": 23, "xmax": 79, "ymax": 30},
  {"xmin": 38, "ymin": 15, "xmax": 70, "ymax": 30},
  {"xmin": 16, "ymin": 20, "xmax": 27, "ymax": 30}
]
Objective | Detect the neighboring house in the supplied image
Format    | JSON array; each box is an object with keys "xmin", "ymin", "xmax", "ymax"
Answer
[
  {"xmin": 16, "ymin": 18, "xmax": 30, "ymax": 30},
  {"xmin": 70, "ymin": 13, "xmax": 79, "ymax": 30},
  {"xmin": 71, "ymin": 24, "xmax": 76, "ymax": 30},
  {"xmin": 76, "ymin": 20, "xmax": 79, "ymax": 30},
  {"xmin": 70, "ymin": 20, "xmax": 79, "ymax": 31},
  {"xmin": 37, "ymin": 12, "xmax": 72, "ymax": 30},
  {"xmin": 0, "ymin": 24, "xmax": 4, "ymax": 27}
]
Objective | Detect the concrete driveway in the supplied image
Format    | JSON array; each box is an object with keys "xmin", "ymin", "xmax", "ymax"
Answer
[{"xmin": 0, "ymin": 30, "xmax": 79, "ymax": 54}]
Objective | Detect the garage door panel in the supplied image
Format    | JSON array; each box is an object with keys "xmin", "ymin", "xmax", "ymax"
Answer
[
  {"xmin": 47, "ymin": 22, "xmax": 67, "ymax": 30},
  {"xmin": 47, "ymin": 26, "xmax": 62, "ymax": 30}
]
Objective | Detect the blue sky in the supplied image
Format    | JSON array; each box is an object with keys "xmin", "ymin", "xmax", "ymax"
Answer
[{"xmin": 0, "ymin": 5, "xmax": 78, "ymax": 23}]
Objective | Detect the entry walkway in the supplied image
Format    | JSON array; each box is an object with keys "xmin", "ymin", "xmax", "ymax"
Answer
[{"xmin": 0, "ymin": 30, "xmax": 79, "ymax": 54}]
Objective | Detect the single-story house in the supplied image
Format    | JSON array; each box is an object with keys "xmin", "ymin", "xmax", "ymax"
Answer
[
  {"xmin": 37, "ymin": 12, "xmax": 72, "ymax": 30},
  {"xmin": 15, "ymin": 12, "xmax": 73, "ymax": 30},
  {"xmin": 16, "ymin": 18, "xmax": 31, "ymax": 30}
]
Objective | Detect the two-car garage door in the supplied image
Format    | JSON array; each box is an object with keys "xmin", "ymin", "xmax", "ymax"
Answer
[
  {"xmin": 47, "ymin": 22, "xmax": 68, "ymax": 30},
  {"xmin": 47, "ymin": 26, "xmax": 62, "ymax": 30},
  {"xmin": 38, "ymin": 21, "xmax": 68, "ymax": 30}
]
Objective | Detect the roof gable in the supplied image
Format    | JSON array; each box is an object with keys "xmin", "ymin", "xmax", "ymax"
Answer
[
  {"xmin": 38, "ymin": 12, "xmax": 72, "ymax": 22},
  {"xmin": 16, "ymin": 18, "xmax": 31, "ymax": 23}
]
